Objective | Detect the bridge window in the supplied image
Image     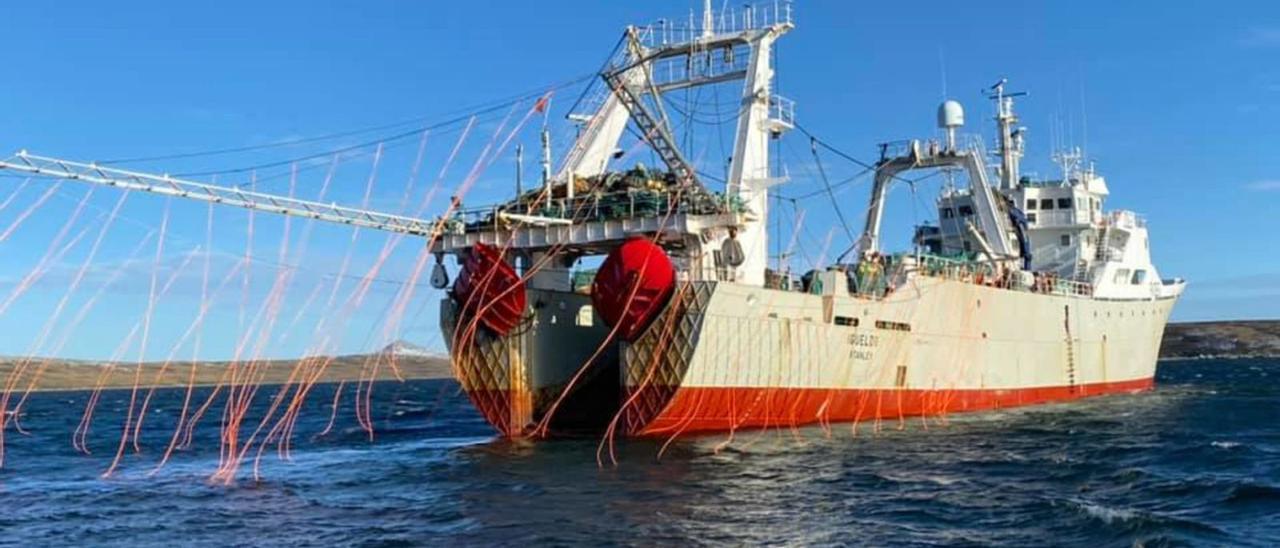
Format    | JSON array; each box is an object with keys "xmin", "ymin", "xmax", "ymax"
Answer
[
  {"xmin": 1025, "ymin": 199, "xmax": 1037, "ymax": 210},
  {"xmin": 1040, "ymin": 199, "xmax": 1054, "ymax": 210},
  {"xmin": 941, "ymin": 207, "xmax": 954, "ymax": 219},
  {"xmin": 1131, "ymin": 270, "xmax": 1147, "ymax": 285},
  {"xmin": 834, "ymin": 316, "xmax": 859, "ymax": 327},
  {"xmin": 1112, "ymin": 268, "xmax": 1131, "ymax": 284},
  {"xmin": 1060, "ymin": 234, "xmax": 1071, "ymax": 246},
  {"xmin": 958, "ymin": 205, "xmax": 974, "ymax": 216},
  {"xmin": 1057, "ymin": 198, "xmax": 1072, "ymax": 209}
]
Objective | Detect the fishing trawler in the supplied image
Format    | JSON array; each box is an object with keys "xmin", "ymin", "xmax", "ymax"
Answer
[
  {"xmin": 431, "ymin": 3, "xmax": 1185, "ymax": 437},
  {"xmin": 0, "ymin": 3, "xmax": 1184, "ymax": 441}
]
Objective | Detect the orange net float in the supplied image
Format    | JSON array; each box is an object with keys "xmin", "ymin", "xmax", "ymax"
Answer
[
  {"xmin": 591, "ymin": 237, "xmax": 676, "ymax": 342},
  {"xmin": 452, "ymin": 243, "xmax": 526, "ymax": 337}
]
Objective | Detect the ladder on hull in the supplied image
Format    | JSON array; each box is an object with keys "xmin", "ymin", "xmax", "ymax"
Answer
[{"xmin": 1063, "ymin": 305, "xmax": 1078, "ymax": 391}]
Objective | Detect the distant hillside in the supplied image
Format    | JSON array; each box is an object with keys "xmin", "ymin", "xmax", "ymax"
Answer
[
  {"xmin": 0, "ymin": 341, "xmax": 452, "ymax": 392},
  {"xmin": 1160, "ymin": 320, "xmax": 1280, "ymax": 359}
]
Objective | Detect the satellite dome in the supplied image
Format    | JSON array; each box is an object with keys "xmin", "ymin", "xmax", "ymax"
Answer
[{"xmin": 937, "ymin": 100, "xmax": 964, "ymax": 129}]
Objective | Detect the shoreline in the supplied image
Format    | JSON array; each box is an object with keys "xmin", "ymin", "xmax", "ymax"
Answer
[
  {"xmin": 1160, "ymin": 354, "xmax": 1280, "ymax": 362},
  {"xmin": 17, "ymin": 374, "xmax": 455, "ymax": 395},
  {"xmin": 0, "ymin": 354, "xmax": 454, "ymax": 393}
]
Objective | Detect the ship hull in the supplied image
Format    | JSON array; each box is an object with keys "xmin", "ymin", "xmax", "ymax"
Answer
[
  {"xmin": 635, "ymin": 378, "xmax": 1154, "ymax": 435},
  {"xmin": 442, "ymin": 275, "xmax": 1179, "ymax": 438}
]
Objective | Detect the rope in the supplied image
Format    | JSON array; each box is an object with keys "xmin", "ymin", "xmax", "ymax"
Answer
[
  {"xmin": 99, "ymin": 73, "xmax": 595, "ymax": 166},
  {"xmin": 809, "ymin": 137, "xmax": 857, "ymax": 245}
]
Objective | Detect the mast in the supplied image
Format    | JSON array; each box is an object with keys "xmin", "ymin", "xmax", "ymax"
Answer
[
  {"xmin": 540, "ymin": 128, "xmax": 552, "ymax": 189},
  {"xmin": 515, "ymin": 144, "xmax": 524, "ymax": 196},
  {"xmin": 701, "ymin": 0, "xmax": 714, "ymax": 38},
  {"xmin": 990, "ymin": 79, "xmax": 1026, "ymax": 190},
  {"xmin": 724, "ymin": 19, "xmax": 792, "ymax": 286},
  {"xmin": 552, "ymin": 3, "xmax": 795, "ymax": 286}
]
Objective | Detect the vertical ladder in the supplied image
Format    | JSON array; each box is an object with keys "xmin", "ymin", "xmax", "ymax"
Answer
[
  {"xmin": 1094, "ymin": 225, "xmax": 1110, "ymax": 261},
  {"xmin": 603, "ymin": 72, "xmax": 698, "ymax": 187},
  {"xmin": 1063, "ymin": 305, "xmax": 1078, "ymax": 391}
]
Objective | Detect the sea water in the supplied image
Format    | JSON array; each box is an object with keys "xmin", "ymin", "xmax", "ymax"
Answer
[{"xmin": 1, "ymin": 358, "xmax": 1277, "ymax": 546}]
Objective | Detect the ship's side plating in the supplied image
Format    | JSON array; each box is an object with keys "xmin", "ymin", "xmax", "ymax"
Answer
[
  {"xmin": 442, "ymin": 266, "xmax": 1181, "ymax": 437},
  {"xmin": 629, "ymin": 276, "xmax": 1179, "ymax": 435}
]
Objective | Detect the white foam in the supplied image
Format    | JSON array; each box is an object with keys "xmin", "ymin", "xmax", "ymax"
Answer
[{"xmin": 1077, "ymin": 501, "xmax": 1141, "ymax": 524}]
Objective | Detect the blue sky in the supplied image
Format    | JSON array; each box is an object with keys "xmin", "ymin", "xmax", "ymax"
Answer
[{"xmin": 0, "ymin": 1, "xmax": 1277, "ymax": 360}]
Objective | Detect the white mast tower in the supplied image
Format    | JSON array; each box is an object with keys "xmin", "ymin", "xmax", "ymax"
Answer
[{"xmin": 557, "ymin": 1, "xmax": 794, "ymax": 286}]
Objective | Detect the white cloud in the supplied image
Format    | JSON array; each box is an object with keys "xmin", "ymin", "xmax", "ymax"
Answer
[{"xmin": 1246, "ymin": 180, "xmax": 1280, "ymax": 191}]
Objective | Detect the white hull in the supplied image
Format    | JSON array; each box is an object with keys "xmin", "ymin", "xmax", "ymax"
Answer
[
  {"xmin": 678, "ymin": 277, "xmax": 1174, "ymax": 393},
  {"xmin": 444, "ymin": 274, "xmax": 1181, "ymax": 436}
]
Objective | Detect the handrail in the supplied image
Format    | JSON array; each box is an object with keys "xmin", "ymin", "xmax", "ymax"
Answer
[
  {"xmin": 898, "ymin": 253, "xmax": 1096, "ymax": 299},
  {"xmin": 637, "ymin": 1, "xmax": 794, "ymax": 48},
  {"xmin": 438, "ymin": 186, "xmax": 749, "ymax": 235}
]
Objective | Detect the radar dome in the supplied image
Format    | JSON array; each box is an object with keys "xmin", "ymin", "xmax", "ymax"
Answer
[{"xmin": 937, "ymin": 100, "xmax": 964, "ymax": 129}]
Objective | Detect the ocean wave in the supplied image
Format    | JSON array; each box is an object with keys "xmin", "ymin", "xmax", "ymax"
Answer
[
  {"xmin": 1074, "ymin": 501, "xmax": 1144, "ymax": 525},
  {"xmin": 1065, "ymin": 498, "xmax": 1227, "ymax": 539}
]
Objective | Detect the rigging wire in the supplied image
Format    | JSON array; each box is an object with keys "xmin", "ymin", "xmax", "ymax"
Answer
[
  {"xmin": 176, "ymin": 112, "xmax": 483, "ymax": 178},
  {"xmin": 174, "ymin": 80, "xmax": 584, "ymax": 179},
  {"xmin": 794, "ymin": 122, "xmax": 878, "ymax": 170},
  {"xmin": 809, "ymin": 137, "xmax": 857, "ymax": 244},
  {"xmin": 565, "ymin": 34, "xmax": 626, "ymax": 115},
  {"xmin": 662, "ymin": 94, "xmax": 745, "ymax": 126},
  {"xmin": 100, "ymin": 73, "xmax": 596, "ymax": 166}
]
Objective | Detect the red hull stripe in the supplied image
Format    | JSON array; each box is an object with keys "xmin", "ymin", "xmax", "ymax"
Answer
[{"xmin": 636, "ymin": 378, "xmax": 1154, "ymax": 436}]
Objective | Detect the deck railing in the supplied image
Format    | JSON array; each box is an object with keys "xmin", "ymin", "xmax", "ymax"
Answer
[
  {"xmin": 439, "ymin": 187, "xmax": 749, "ymax": 235},
  {"xmin": 756, "ymin": 251, "xmax": 1097, "ymax": 301},
  {"xmin": 641, "ymin": 1, "xmax": 794, "ymax": 48},
  {"xmin": 901, "ymin": 253, "xmax": 1095, "ymax": 298},
  {"xmin": 1106, "ymin": 210, "xmax": 1146, "ymax": 230}
]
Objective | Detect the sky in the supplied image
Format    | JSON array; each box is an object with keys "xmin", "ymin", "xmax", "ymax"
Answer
[{"xmin": 0, "ymin": 1, "xmax": 1277, "ymax": 360}]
